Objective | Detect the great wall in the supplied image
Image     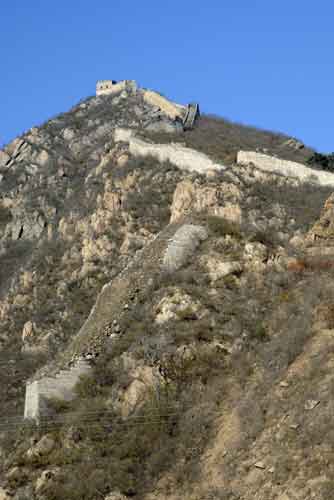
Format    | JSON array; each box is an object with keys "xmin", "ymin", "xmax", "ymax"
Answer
[
  {"xmin": 22, "ymin": 79, "xmax": 334, "ymax": 422},
  {"xmin": 24, "ymin": 359, "xmax": 92, "ymax": 420},
  {"xmin": 96, "ymin": 79, "xmax": 199, "ymax": 131},
  {"xmin": 237, "ymin": 150, "xmax": 334, "ymax": 187}
]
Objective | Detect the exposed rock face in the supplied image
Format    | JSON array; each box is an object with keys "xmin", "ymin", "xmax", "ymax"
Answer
[
  {"xmin": 200, "ymin": 253, "xmax": 242, "ymax": 282},
  {"xmin": 162, "ymin": 224, "xmax": 208, "ymax": 273},
  {"xmin": 0, "ymin": 487, "xmax": 11, "ymax": 500},
  {"xmin": 35, "ymin": 468, "xmax": 60, "ymax": 495},
  {"xmin": 282, "ymin": 138, "xmax": 304, "ymax": 150},
  {"xmin": 0, "ymin": 150, "xmax": 10, "ymax": 168},
  {"xmin": 3, "ymin": 82, "xmax": 334, "ymax": 500},
  {"xmin": 308, "ymin": 192, "xmax": 334, "ymax": 241},
  {"xmin": 170, "ymin": 179, "xmax": 242, "ymax": 223},
  {"xmin": 155, "ymin": 289, "xmax": 206, "ymax": 324},
  {"xmin": 120, "ymin": 364, "xmax": 158, "ymax": 417},
  {"xmin": 21, "ymin": 320, "xmax": 36, "ymax": 343},
  {"xmin": 5, "ymin": 209, "xmax": 46, "ymax": 240}
]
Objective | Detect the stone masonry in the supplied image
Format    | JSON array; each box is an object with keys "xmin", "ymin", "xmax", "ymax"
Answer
[
  {"xmin": 237, "ymin": 150, "xmax": 334, "ymax": 187},
  {"xmin": 24, "ymin": 359, "xmax": 91, "ymax": 420},
  {"xmin": 96, "ymin": 81, "xmax": 199, "ymax": 129},
  {"xmin": 142, "ymin": 90, "xmax": 187, "ymax": 121},
  {"xmin": 96, "ymin": 80, "xmax": 137, "ymax": 96},
  {"xmin": 162, "ymin": 224, "xmax": 208, "ymax": 273},
  {"xmin": 113, "ymin": 128, "xmax": 226, "ymax": 175}
]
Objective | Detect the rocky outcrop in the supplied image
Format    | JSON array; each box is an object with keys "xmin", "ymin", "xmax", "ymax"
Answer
[
  {"xmin": 26, "ymin": 434, "xmax": 56, "ymax": 460},
  {"xmin": 0, "ymin": 151, "xmax": 10, "ymax": 168},
  {"xmin": 170, "ymin": 179, "xmax": 242, "ymax": 223},
  {"xmin": 0, "ymin": 487, "xmax": 11, "ymax": 500},
  {"xmin": 308, "ymin": 192, "xmax": 334, "ymax": 242},
  {"xmin": 200, "ymin": 253, "xmax": 242, "ymax": 282},
  {"xmin": 155, "ymin": 288, "xmax": 206, "ymax": 324},
  {"xmin": 105, "ymin": 492, "xmax": 127, "ymax": 500}
]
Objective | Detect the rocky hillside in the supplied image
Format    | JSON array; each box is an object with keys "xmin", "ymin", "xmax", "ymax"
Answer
[{"xmin": 1, "ymin": 82, "xmax": 334, "ymax": 499}]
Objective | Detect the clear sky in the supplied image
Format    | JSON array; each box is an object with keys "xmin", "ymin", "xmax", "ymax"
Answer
[{"xmin": 1, "ymin": 1, "xmax": 333, "ymax": 152}]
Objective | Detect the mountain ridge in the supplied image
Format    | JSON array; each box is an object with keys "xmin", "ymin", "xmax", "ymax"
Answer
[{"xmin": 0, "ymin": 81, "xmax": 334, "ymax": 500}]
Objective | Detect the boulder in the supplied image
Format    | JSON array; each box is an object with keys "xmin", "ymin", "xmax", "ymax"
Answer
[
  {"xmin": 121, "ymin": 365, "xmax": 157, "ymax": 417},
  {"xmin": 120, "ymin": 233, "xmax": 147, "ymax": 254},
  {"xmin": 308, "ymin": 192, "xmax": 334, "ymax": 242},
  {"xmin": 62, "ymin": 128, "xmax": 76, "ymax": 141},
  {"xmin": 201, "ymin": 254, "xmax": 242, "ymax": 282},
  {"xmin": 243, "ymin": 242, "xmax": 268, "ymax": 263},
  {"xmin": 35, "ymin": 469, "xmax": 59, "ymax": 494},
  {"xmin": 34, "ymin": 149, "xmax": 51, "ymax": 168},
  {"xmin": 0, "ymin": 488, "xmax": 11, "ymax": 500},
  {"xmin": 22, "ymin": 320, "xmax": 36, "ymax": 343},
  {"xmin": 26, "ymin": 434, "xmax": 56, "ymax": 460},
  {"xmin": 282, "ymin": 138, "xmax": 304, "ymax": 150},
  {"xmin": 105, "ymin": 492, "xmax": 127, "ymax": 500},
  {"xmin": 116, "ymin": 153, "xmax": 129, "ymax": 167},
  {"xmin": 155, "ymin": 289, "xmax": 205, "ymax": 324}
]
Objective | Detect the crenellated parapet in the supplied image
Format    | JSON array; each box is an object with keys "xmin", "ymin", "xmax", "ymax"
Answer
[{"xmin": 96, "ymin": 79, "xmax": 137, "ymax": 96}]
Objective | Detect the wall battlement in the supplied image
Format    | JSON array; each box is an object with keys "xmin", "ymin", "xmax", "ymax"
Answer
[{"xmin": 96, "ymin": 79, "xmax": 137, "ymax": 96}]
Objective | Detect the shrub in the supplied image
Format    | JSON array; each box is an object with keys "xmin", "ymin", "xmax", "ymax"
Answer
[
  {"xmin": 0, "ymin": 206, "xmax": 12, "ymax": 229},
  {"xmin": 307, "ymin": 152, "xmax": 334, "ymax": 171},
  {"xmin": 207, "ymin": 215, "xmax": 241, "ymax": 238}
]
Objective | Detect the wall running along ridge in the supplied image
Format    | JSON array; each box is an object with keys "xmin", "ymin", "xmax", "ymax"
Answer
[
  {"xmin": 113, "ymin": 128, "xmax": 226, "ymax": 175},
  {"xmin": 142, "ymin": 90, "xmax": 186, "ymax": 121},
  {"xmin": 162, "ymin": 224, "xmax": 208, "ymax": 273},
  {"xmin": 24, "ymin": 360, "xmax": 91, "ymax": 421},
  {"xmin": 237, "ymin": 151, "xmax": 334, "ymax": 187}
]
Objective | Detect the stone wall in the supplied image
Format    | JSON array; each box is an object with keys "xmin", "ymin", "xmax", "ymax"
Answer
[
  {"xmin": 237, "ymin": 151, "xmax": 334, "ymax": 187},
  {"xmin": 162, "ymin": 224, "xmax": 208, "ymax": 273},
  {"xmin": 113, "ymin": 128, "xmax": 226, "ymax": 175},
  {"xmin": 24, "ymin": 359, "xmax": 91, "ymax": 420},
  {"xmin": 142, "ymin": 90, "xmax": 186, "ymax": 121}
]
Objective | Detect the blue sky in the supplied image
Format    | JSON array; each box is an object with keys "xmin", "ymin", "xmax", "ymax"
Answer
[{"xmin": 1, "ymin": 1, "xmax": 333, "ymax": 151}]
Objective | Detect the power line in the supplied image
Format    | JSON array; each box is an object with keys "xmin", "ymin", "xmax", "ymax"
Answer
[{"xmin": 0, "ymin": 406, "xmax": 220, "ymax": 433}]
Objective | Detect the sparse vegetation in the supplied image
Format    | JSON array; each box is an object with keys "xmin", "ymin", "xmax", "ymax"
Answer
[
  {"xmin": 207, "ymin": 215, "xmax": 241, "ymax": 238},
  {"xmin": 307, "ymin": 152, "xmax": 334, "ymax": 171},
  {"xmin": 1, "ymin": 87, "xmax": 334, "ymax": 499}
]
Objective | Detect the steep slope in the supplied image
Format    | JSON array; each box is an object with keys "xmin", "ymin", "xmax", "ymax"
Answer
[{"xmin": 1, "ymin": 82, "xmax": 334, "ymax": 499}]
